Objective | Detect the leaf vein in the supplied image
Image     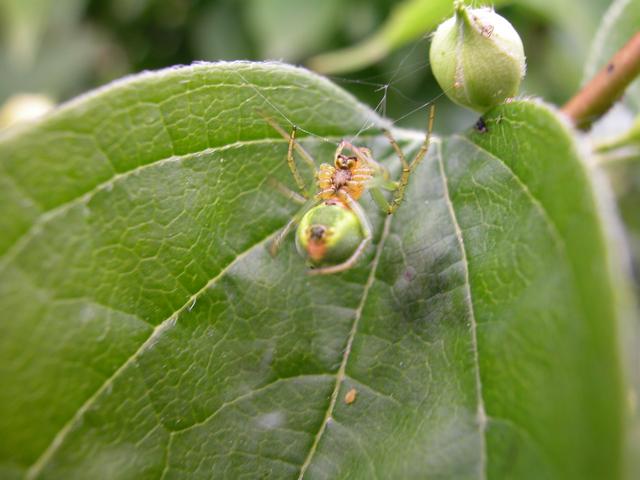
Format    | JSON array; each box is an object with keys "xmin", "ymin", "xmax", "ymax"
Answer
[
  {"xmin": 436, "ymin": 143, "xmax": 488, "ymax": 480},
  {"xmin": 297, "ymin": 214, "xmax": 394, "ymax": 480},
  {"xmin": 172, "ymin": 374, "xmax": 334, "ymax": 435},
  {"xmin": 455, "ymin": 135, "xmax": 566, "ymax": 253},
  {"xmin": 25, "ymin": 227, "xmax": 281, "ymax": 479}
]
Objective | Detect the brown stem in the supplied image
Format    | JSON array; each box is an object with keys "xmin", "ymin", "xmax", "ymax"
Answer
[{"xmin": 562, "ymin": 32, "xmax": 640, "ymax": 129}]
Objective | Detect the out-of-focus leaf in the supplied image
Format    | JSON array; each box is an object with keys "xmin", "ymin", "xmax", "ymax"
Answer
[
  {"xmin": 585, "ymin": 4, "xmax": 640, "ymax": 472},
  {"xmin": 244, "ymin": 0, "xmax": 343, "ymax": 61},
  {"xmin": 307, "ymin": 0, "xmax": 465, "ymax": 74},
  {"xmin": 0, "ymin": 93, "xmax": 54, "ymax": 129},
  {"xmin": 306, "ymin": 0, "xmax": 608, "ymax": 77},
  {"xmin": 597, "ymin": 115, "xmax": 640, "ymax": 153},
  {"xmin": 0, "ymin": 0, "xmax": 116, "ymax": 104},
  {"xmin": 192, "ymin": 2, "xmax": 252, "ymax": 61},
  {"xmin": 0, "ymin": 62, "xmax": 632, "ymax": 479},
  {"xmin": 586, "ymin": 0, "xmax": 640, "ymax": 295},
  {"xmin": 585, "ymin": 0, "xmax": 640, "ymax": 111},
  {"xmin": 518, "ymin": 0, "xmax": 610, "ymax": 48},
  {"xmin": 0, "ymin": 0, "xmax": 88, "ymax": 67},
  {"xmin": 0, "ymin": 28, "xmax": 109, "ymax": 103}
]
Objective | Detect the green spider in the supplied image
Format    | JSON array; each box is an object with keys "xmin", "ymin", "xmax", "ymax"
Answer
[{"xmin": 266, "ymin": 106, "xmax": 435, "ymax": 275}]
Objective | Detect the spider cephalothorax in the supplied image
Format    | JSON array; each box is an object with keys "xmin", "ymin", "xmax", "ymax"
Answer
[{"xmin": 317, "ymin": 144, "xmax": 375, "ymax": 203}]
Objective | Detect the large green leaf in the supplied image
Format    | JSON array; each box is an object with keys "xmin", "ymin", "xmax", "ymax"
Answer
[
  {"xmin": 0, "ymin": 62, "xmax": 631, "ymax": 479},
  {"xmin": 585, "ymin": 1, "xmax": 640, "ymax": 472},
  {"xmin": 585, "ymin": 0, "xmax": 640, "ymax": 320}
]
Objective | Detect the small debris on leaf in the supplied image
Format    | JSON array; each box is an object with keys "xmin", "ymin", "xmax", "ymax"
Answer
[
  {"xmin": 475, "ymin": 117, "xmax": 488, "ymax": 133},
  {"xmin": 344, "ymin": 388, "xmax": 357, "ymax": 405}
]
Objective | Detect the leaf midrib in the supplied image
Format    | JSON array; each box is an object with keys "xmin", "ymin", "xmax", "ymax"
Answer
[
  {"xmin": 297, "ymin": 214, "xmax": 394, "ymax": 479},
  {"xmin": 436, "ymin": 141, "xmax": 488, "ymax": 479}
]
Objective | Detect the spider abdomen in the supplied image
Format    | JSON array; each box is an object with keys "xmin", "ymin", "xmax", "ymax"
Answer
[{"xmin": 295, "ymin": 203, "xmax": 365, "ymax": 267}]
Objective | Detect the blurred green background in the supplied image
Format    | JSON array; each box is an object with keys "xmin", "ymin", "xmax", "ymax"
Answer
[{"xmin": 0, "ymin": 0, "xmax": 614, "ymax": 134}]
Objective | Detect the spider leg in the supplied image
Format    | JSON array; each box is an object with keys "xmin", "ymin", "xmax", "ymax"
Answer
[
  {"xmin": 382, "ymin": 130, "xmax": 408, "ymax": 169},
  {"xmin": 368, "ymin": 186, "xmax": 392, "ymax": 213},
  {"xmin": 409, "ymin": 104, "xmax": 436, "ymax": 170},
  {"xmin": 268, "ymin": 178, "xmax": 307, "ymax": 205},
  {"xmin": 260, "ymin": 111, "xmax": 316, "ymax": 195},
  {"xmin": 334, "ymin": 140, "xmax": 348, "ymax": 156},
  {"xmin": 365, "ymin": 171, "xmax": 397, "ymax": 190},
  {"xmin": 307, "ymin": 192, "xmax": 372, "ymax": 275},
  {"xmin": 339, "ymin": 141, "xmax": 383, "ymax": 169},
  {"xmin": 270, "ymin": 197, "xmax": 319, "ymax": 257},
  {"xmin": 384, "ymin": 105, "xmax": 435, "ymax": 214},
  {"xmin": 260, "ymin": 112, "xmax": 316, "ymax": 169},
  {"xmin": 336, "ymin": 140, "xmax": 396, "ymax": 190},
  {"xmin": 361, "ymin": 153, "xmax": 390, "ymax": 180},
  {"xmin": 285, "ymin": 126, "xmax": 309, "ymax": 196}
]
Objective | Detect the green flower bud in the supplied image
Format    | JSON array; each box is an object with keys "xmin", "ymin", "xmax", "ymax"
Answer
[
  {"xmin": 429, "ymin": 3, "xmax": 526, "ymax": 112},
  {"xmin": 296, "ymin": 203, "xmax": 364, "ymax": 267}
]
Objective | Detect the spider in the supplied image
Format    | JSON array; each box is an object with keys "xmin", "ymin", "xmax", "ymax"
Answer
[{"xmin": 265, "ymin": 106, "xmax": 435, "ymax": 275}]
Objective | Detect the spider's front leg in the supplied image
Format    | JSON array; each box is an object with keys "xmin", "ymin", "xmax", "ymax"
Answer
[
  {"xmin": 383, "ymin": 105, "xmax": 435, "ymax": 215},
  {"xmin": 285, "ymin": 126, "xmax": 309, "ymax": 197},
  {"xmin": 261, "ymin": 112, "xmax": 316, "ymax": 198}
]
